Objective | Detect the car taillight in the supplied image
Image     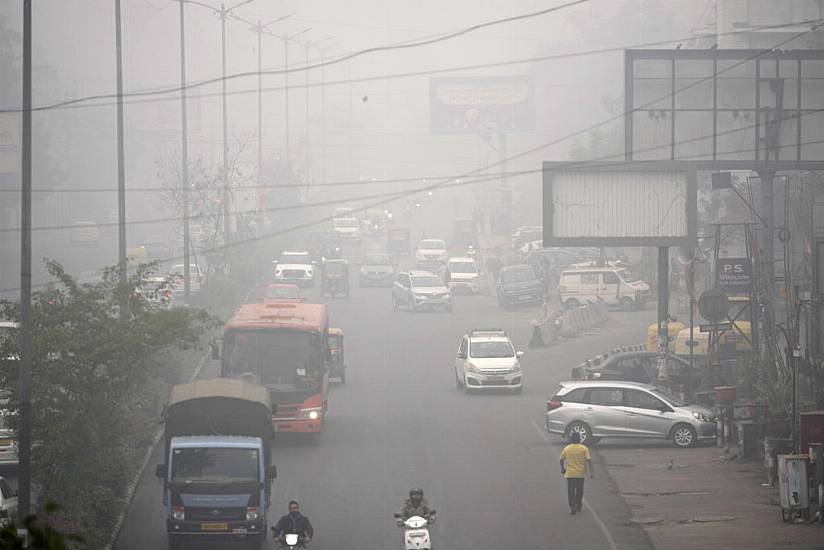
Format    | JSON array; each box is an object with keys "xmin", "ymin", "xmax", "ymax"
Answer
[{"xmin": 547, "ymin": 399, "xmax": 563, "ymax": 411}]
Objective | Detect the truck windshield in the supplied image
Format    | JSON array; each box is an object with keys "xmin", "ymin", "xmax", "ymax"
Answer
[
  {"xmin": 224, "ymin": 330, "xmax": 321, "ymax": 392},
  {"xmin": 171, "ymin": 447, "xmax": 259, "ymax": 484}
]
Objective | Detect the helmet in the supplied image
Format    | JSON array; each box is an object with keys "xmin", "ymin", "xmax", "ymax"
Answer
[{"xmin": 409, "ymin": 488, "xmax": 424, "ymax": 500}]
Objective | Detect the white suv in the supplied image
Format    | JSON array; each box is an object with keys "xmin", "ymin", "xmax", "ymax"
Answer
[
  {"xmin": 454, "ymin": 329, "xmax": 523, "ymax": 393},
  {"xmin": 274, "ymin": 251, "xmax": 315, "ymax": 287},
  {"xmin": 415, "ymin": 239, "xmax": 448, "ymax": 267}
]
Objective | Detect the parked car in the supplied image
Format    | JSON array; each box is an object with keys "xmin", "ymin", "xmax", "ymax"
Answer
[
  {"xmin": 167, "ymin": 263, "xmax": 205, "ymax": 294},
  {"xmin": 358, "ymin": 253, "xmax": 396, "ymax": 287},
  {"xmin": 0, "ymin": 476, "xmax": 17, "ymax": 526},
  {"xmin": 70, "ymin": 221, "xmax": 101, "ymax": 245},
  {"xmin": 545, "ymin": 380, "xmax": 716, "ymax": 447},
  {"xmin": 273, "ymin": 251, "xmax": 315, "ymax": 287},
  {"xmin": 571, "ymin": 351, "xmax": 697, "ymax": 388},
  {"xmin": 415, "ymin": 239, "xmax": 448, "ymax": 267},
  {"xmin": 392, "ymin": 270, "xmax": 452, "ymax": 312},
  {"xmin": 558, "ymin": 265, "xmax": 650, "ymax": 310},
  {"xmin": 260, "ymin": 283, "xmax": 303, "ymax": 303},
  {"xmin": 454, "ymin": 329, "xmax": 523, "ymax": 394},
  {"xmin": 443, "ymin": 256, "xmax": 480, "ymax": 294},
  {"xmin": 496, "ymin": 264, "xmax": 543, "ymax": 308}
]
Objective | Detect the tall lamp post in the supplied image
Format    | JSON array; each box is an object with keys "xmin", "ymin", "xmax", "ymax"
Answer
[
  {"xmin": 268, "ymin": 28, "xmax": 310, "ymax": 169},
  {"xmin": 296, "ymin": 36, "xmax": 333, "ymax": 193}
]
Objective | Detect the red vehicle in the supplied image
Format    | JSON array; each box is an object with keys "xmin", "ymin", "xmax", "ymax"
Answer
[{"xmin": 219, "ymin": 302, "xmax": 329, "ymax": 433}]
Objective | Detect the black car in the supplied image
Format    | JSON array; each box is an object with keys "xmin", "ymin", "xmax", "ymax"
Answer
[
  {"xmin": 495, "ymin": 264, "xmax": 544, "ymax": 308},
  {"xmin": 358, "ymin": 253, "xmax": 396, "ymax": 286},
  {"xmin": 571, "ymin": 351, "xmax": 695, "ymax": 387}
]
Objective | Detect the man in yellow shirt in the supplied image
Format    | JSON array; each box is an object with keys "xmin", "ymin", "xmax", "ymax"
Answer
[{"xmin": 559, "ymin": 431, "xmax": 594, "ymax": 515}]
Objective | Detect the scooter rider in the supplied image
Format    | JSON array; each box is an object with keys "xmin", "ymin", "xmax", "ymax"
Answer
[
  {"xmin": 273, "ymin": 500, "xmax": 314, "ymax": 545},
  {"xmin": 399, "ymin": 488, "xmax": 433, "ymax": 521}
]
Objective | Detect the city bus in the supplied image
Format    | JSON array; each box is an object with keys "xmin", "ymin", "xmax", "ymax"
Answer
[{"xmin": 219, "ymin": 302, "xmax": 330, "ymax": 433}]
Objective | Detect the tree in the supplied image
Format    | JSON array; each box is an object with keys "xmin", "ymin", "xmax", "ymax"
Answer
[
  {"xmin": 0, "ymin": 502, "xmax": 84, "ymax": 550},
  {"xmin": 0, "ymin": 261, "xmax": 215, "ymax": 547}
]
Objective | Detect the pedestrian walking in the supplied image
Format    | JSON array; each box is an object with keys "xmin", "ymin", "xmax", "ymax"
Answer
[{"xmin": 559, "ymin": 431, "xmax": 594, "ymax": 515}]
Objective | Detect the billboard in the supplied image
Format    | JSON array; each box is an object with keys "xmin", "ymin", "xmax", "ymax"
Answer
[
  {"xmin": 542, "ymin": 162, "xmax": 697, "ymax": 247},
  {"xmin": 430, "ymin": 76, "xmax": 534, "ymax": 134},
  {"xmin": 625, "ymin": 49, "xmax": 824, "ymax": 162}
]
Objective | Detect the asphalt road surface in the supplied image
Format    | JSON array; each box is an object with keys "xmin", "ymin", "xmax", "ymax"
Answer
[{"xmin": 115, "ymin": 244, "xmax": 657, "ymax": 550}]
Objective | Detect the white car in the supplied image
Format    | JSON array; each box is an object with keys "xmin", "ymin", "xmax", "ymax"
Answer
[
  {"xmin": 274, "ymin": 251, "xmax": 315, "ymax": 288},
  {"xmin": 332, "ymin": 217, "xmax": 361, "ymax": 241},
  {"xmin": 443, "ymin": 257, "xmax": 480, "ymax": 294},
  {"xmin": 454, "ymin": 329, "xmax": 523, "ymax": 393},
  {"xmin": 70, "ymin": 221, "xmax": 101, "ymax": 245},
  {"xmin": 167, "ymin": 264, "xmax": 205, "ymax": 294},
  {"xmin": 559, "ymin": 266, "xmax": 651, "ymax": 310},
  {"xmin": 415, "ymin": 239, "xmax": 448, "ymax": 267}
]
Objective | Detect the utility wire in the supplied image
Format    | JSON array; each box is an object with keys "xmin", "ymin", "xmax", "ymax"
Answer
[{"xmin": 0, "ymin": 17, "xmax": 819, "ymax": 114}]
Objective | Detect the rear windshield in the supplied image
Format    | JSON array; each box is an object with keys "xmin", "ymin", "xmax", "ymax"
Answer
[
  {"xmin": 448, "ymin": 261, "xmax": 476, "ymax": 273},
  {"xmin": 419, "ymin": 240, "xmax": 445, "ymax": 250},
  {"xmin": 501, "ymin": 267, "xmax": 536, "ymax": 283}
]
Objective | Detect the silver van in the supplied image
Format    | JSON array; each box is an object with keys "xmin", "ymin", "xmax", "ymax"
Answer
[{"xmin": 545, "ymin": 380, "xmax": 716, "ymax": 447}]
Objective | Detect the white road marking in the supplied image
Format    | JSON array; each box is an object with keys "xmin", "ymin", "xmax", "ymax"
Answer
[{"xmin": 531, "ymin": 419, "xmax": 620, "ymax": 550}]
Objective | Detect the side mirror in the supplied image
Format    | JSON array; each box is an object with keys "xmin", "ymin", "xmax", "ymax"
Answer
[
  {"xmin": 155, "ymin": 464, "xmax": 165, "ymax": 478},
  {"xmin": 457, "ymin": 352, "xmax": 466, "ymax": 359},
  {"xmin": 393, "ymin": 513, "xmax": 402, "ymax": 519},
  {"xmin": 268, "ymin": 465, "xmax": 277, "ymax": 481},
  {"xmin": 210, "ymin": 342, "xmax": 220, "ymax": 361},
  {"xmin": 271, "ymin": 260, "xmax": 279, "ymax": 266},
  {"xmin": 516, "ymin": 351, "xmax": 524, "ymax": 358}
]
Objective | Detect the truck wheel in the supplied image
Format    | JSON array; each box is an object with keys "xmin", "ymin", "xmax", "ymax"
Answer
[{"xmin": 245, "ymin": 534, "xmax": 263, "ymax": 550}]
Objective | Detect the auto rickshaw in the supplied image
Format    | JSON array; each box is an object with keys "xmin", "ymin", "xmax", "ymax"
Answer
[
  {"xmin": 386, "ymin": 227, "xmax": 411, "ymax": 254},
  {"xmin": 328, "ymin": 327, "xmax": 346, "ymax": 383},
  {"xmin": 646, "ymin": 321, "xmax": 686, "ymax": 353},
  {"xmin": 321, "ymin": 259, "xmax": 350, "ymax": 298}
]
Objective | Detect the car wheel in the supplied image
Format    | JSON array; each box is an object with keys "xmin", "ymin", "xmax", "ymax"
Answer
[
  {"xmin": 565, "ymin": 421, "xmax": 592, "ymax": 444},
  {"xmin": 565, "ymin": 298, "xmax": 580, "ymax": 310},
  {"xmin": 671, "ymin": 424, "xmax": 697, "ymax": 447},
  {"xmin": 619, "ymin": 297, "xmax": 635, "ymax": 312}
]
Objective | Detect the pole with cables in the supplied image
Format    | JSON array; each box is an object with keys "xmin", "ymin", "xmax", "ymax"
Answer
[
  {"xmin": 115, "ymin": 0, "xmax": 127, "ymax": 301},
  {"xmin": 179, "ymin": 0, "xmax": 191, "ymax": 303},
  {"xmin": 220, "ymin": 3, "xmax": 230, "ymax": 242}
]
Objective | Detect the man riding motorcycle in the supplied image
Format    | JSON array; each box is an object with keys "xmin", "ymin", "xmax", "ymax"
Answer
[
  {"xmin": 399, "ymin": 488, "xmax": 433, "ymax": 521},
  {"xmin": 273, "ymin": 500, "xmax": 314, "ymax": 546}
]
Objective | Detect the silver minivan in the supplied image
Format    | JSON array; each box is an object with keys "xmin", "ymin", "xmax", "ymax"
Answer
[{"xmin": 545, "ymin": 380, "xmax": 716, "ymax": 447}]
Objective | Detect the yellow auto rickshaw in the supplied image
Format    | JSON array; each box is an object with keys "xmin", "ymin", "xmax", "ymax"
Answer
[
  {"xmin": 328, "ymin": 328, "xmax": 346, "ymax": 383},
  {"xmin": 646, "ymin": 321, "xmax": 686, "ymax": 353},
  {"xmin": 674, "ymin": 321, "xmax": 752, "ymax": 357}
]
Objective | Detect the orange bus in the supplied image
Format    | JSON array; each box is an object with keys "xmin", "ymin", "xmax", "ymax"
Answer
[{"xmin": 220, "ymin": 302, "xmax": 329, "ymax": 433}]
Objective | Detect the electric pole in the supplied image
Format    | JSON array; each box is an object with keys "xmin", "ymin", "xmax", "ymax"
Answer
[
  {"xmin": 297, "ymin": 36, "xmax": 333, "ymax": 195},
  {"xmin": 19, "ymin": 0, "xmax": 32, "ymax": 524},
  {"xmin": 178, "ymin": 0, "xmax": 190, "ymax": 303},
  {"xmin": 115, "ymin": 0, "xmax": 127, "ymax": 295},
  {"xmin": 271, "ymin": 28, "xmax": 310, "ymax": 169}
]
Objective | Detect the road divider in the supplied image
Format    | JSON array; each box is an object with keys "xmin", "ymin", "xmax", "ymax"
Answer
[{"xmin": 530, "ymin": 299, "xmax": 610, "ymax": 347}]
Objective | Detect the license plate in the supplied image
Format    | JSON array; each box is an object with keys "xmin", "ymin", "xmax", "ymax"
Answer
[
  {"xmin": 518, "ymin": 295, "xmax": 532, "ymax": 301},
  {"xmin": 487, "ymin": 376, "xmax": 505, "ymax": 382},
  {"xmin": 201, "ymin": 523, "xmax": 228, "ymax": 531},
  {"xmin": 0, "ymin": 440, "xmax": 11, "ymax": 447}
]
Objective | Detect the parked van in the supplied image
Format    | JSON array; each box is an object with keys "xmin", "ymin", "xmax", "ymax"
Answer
[{"xmin": 558, "ymin": 266, "xmax": 650, "ymax": 310}]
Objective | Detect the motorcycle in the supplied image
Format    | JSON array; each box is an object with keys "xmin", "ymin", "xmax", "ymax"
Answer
[
  {"xmin": 393, "ymin": 511, "xmax": 436, "ymax": 550},
  {"xmin": 277, "ymin": 533, "xmax": 308, "ymax": 549},
  {"xmin": 465, "ymin": 245, "xmax": 478, "ymax": 259}
]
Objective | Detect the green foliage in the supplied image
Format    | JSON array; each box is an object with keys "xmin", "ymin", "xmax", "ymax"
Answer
[
  {"xmin": 0, "ymin": 261, "xmax": 216, "ymax": 546},
  {"xmin": 0, "ymin": 502, "xmax": 84, "ymax": 550}
]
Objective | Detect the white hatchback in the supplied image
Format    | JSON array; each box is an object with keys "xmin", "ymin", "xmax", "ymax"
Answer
[{"xmin": 454, "ymin": 329, "xmax": 523, "ymax": 393}]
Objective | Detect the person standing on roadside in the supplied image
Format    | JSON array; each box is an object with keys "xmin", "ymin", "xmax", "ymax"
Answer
[{"xmin": 560, "ymin": 431, "xmax": 594, "ymax": 515}]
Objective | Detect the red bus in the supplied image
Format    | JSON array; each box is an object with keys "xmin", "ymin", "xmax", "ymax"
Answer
[{"xmin": 220, "ymin": 302, "xmax": 329, "ymax": 433}]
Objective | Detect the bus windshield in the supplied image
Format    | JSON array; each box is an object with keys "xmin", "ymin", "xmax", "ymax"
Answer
[{"xmin": 224, "ymin": 330, "xmax": 322, "ymax": 392}]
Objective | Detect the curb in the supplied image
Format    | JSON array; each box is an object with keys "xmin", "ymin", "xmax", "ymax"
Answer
[{"xmin": 105, "ymin": 353, "xmax": 208, "ymax": 550}]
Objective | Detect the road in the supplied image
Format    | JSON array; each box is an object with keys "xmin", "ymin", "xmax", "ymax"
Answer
[{"xmin": 115, "ymin": 243, "xmax": 656, "ymax": 550}]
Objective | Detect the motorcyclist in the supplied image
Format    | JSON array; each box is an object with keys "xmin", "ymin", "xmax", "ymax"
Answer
[
  {"xmin": 273, "ymin": 500, "xmax": 314, "ymax": 546},
  {"xmin": 399, "ymin": 488, "xmax": 433, "ymax": 521}
]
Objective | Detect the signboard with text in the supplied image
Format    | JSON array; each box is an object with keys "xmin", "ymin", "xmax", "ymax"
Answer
[
  {"xmin": 430, "ymin": 76, "xmax": 534, "ymax": 134},
  {"xmin": 717, "ymin": 258, "xmax": 752, "ymax": 293}
]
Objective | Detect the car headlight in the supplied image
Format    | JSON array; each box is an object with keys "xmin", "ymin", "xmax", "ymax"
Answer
[
  {"xmin": 275, "ymin": 269, "xmax": 282, "ymax": 276},
  {"xmin": 246, "ymin": 507, "xmax": 259, "ymax": 521},
  {"xmin": 361, "ymin": 267, "xmax": 368, "ymax": 275},
  {"xmin": 172, "ymin": 507, "xmax": 185, "ymax": 521},
  {"xmin": 466, "ymin": 363, "xmax": 481, "ymax": 374},
  {"xmin": 297, "ymin": 407, "xmax": 323, "ymax": 420},
  {"xmin": 511, "ymin": 362, "xmax": 521, "ymax": 373},
  {"xmin": 692, "ymin": 411, "xmax": 714, "ymax": 423},
  {"xmin": 306, "ymin": 268, "xmax": 313, "ymax": 276}
]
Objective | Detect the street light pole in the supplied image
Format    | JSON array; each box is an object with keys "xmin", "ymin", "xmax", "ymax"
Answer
[
  {"xmin": 272, "ymin": 28, "xmax": 310, "ymax": 169},
  {"xmin": 219, "ymin": 3, "xmax": 230, "ymax": 241},
  {"xmin": 18, "ymin": 0, "xmax": 32, "ymax": 524},
  {"xmin": 115, "ymin": 0, "xmax": 127, "ymax": 295},
  {"xmin": 178, "ymin": 0, "xmax": 191, "ymax": 304},
  {"xmin": 298, "ymin": 36, "xmax": 332, "ymax": 194}
]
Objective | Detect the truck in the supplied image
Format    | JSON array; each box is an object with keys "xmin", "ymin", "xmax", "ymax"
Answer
[{"xmin": 155, "ymin": 378, "xmax": 276, "ymax": 550}]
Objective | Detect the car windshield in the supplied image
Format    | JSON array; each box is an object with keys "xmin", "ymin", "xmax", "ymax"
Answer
[
  {"xmin": 501, "ymin": 267, "xmax": 536, "ymax": 283},
  {"xmin": 419, "ymin": 240, "xmax": 445, "ymax": 250},
  {"xmin": 470, "ymin": 341, "xmax": 514, "ymax": 358},
  {"xmin": 411, "ymin": 276, "xmax": 442, "ymax": 287},
  {"xmin": 280, "ymin": 253, "xmax": 309, "ymax": 263},
  {"xmin": 168, "ymin": 264, "xmax": 199, "ymax": 276},
  {"xmin": 171, "ymin": 447, "xmax": 259, "ymax": 484},
  {"xmin": 448, "ymin": 261, "xmax": 476, "ymax": 273},
  {"xmin": 334, "ymin": 218, "xmax": 359, "ymax": 228},
  {"xmin": 650, "ymin": 388, "xmax": 686, "ymax": 407},
  {"xmin": 363, "ymin": 255, "xmax": 391, "ymax": 265},
  {"xmin": 266, "ymin": 286, "xmax": 299, "ymax": 299},
  {"xmin": 620, "ymin": 270, "xmax": 641, "ymax": 283},
  {"xmin": 224, "ymin": 330, "xmax": 321, "ymax": 392}
]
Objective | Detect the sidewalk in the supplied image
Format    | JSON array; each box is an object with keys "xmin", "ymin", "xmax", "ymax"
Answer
[{"xmin": 597, "ymin": 441, "xmax": 824, "ymax": 550}]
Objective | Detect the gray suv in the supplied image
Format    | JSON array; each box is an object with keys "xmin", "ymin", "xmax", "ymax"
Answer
[
  {"xmin": 545, "ymin": 380, "xmax": 716, "ymax": 447},
  {"xmin": 392, "ymin": 270, "xmax": 452, "ymax": 312}
]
